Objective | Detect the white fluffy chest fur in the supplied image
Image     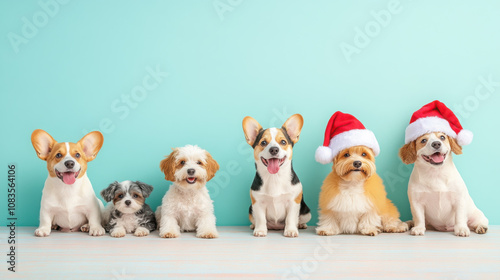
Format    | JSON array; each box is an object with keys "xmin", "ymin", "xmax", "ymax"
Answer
[
  {"xmin": 114, "ymin": 213, "xmax": 141, "ymax": 233},
  {"xmin": 161, "ymin": 184, "xmax": 214, "ymax": 231},
  {"xmin": 327, "ymin": 182, "xmax": 372, "ymax": 214},
  {"xmin": 252, "ymin": 190, "xmax": 299, "ymax": 227},
  {"xmin": 326, "ymin": 182, "xmax": 373, "ymax": 233},
  {"xmin": 252, "ymin": 167, "xmax": 302, "ymax": 227},
  {"xmin": 42, "ymin": 174, "xmax": 102, "ymax": 229},
  {"xmin": 257, "ymin": 166, "xmax": 298, "ymax": 197}
]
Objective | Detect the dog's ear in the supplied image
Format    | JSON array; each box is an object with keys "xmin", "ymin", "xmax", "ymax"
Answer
[
  {"xmin": 134, "ymin": 181, "xmax": 154, "ymax": 198},
  {"xmin": 282, "ymin": 114, "xmax": 304, "ymax": 144},
  {"xmin": 101, "ymin": 181, "xmax": 119, "ymax": 202},
  {"xmin": 31, "ymin": 129, "xmax": 57, "ymax": 161},
  {"xmin": 78, "ymin": 131, "xmax": 104, "ymax": 162},
  {"xmin": 160, "ymin": 149, "xmax": 178, "ymax": 182},
  {"xmin": 204, "ymin": 151, "xmax": 220, "ymax": 182},
  {"xmin": 399, "ymin": 141, "xmax": 417, "ymax": 164},
  {"xmin": 242, "ymin": 116, "xmax": 263, "ymax": 146},
  {"xmin": 449, "ymin": 137, "xmax": 463, "ymax": 155}
]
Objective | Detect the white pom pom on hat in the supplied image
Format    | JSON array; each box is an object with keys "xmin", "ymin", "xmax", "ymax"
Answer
[{"xmin": 315, "ymin": 145, "xmax": 334, "ymax": 165}]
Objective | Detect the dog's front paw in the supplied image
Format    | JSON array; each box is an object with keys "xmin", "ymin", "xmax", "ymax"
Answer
[
  {"xmin": 35, "ymin": 227, "xmax": 51, "ymax": 237},
  {"xmin": 110, "ymin": 227, "xmax": 126, "ymax": 238},
  {"xmin": 316, "ymin": 226, "xmax": 340, "ymax": 236},
  {"xmin": 455, "ymin": 226, "xmax": 470, "ymax": 237},
  {"xmin": 284, "ymin": 228, "xmax": 299, "ymax": 238},
  {"xmin": 384, "ymin": 221, "xmax": 409, "ymax": 233},
  {"xmin": 474, "ymin": 225, "xmax": 488, "ymax": 234},
  {"xmin": 197, "ymin": 231, "xmax": 218, "ymax": 239},
  {"xmin": 134, "ymin": 227, "xmax": 150, "ymax": 237},
  {"xmin": 299, "ymin": 223, "xmax": 308, "ymax": 229},
  {"xmin": 410, "ymin": 226, "xmax": 426, "ymax": 236},
  {"xmin": 89, "ymin": 226, "xmax": 105, "ymax": 237},
  {"xmin": 253, "ymin": 229, "xmax": 267, "ymax": 237},
  {"xmin": 159, "ymin": 230, "xmax": 180, "ymax": 238},
  {"xmin": 397, "ymin": 222, "xmax": 409, "ymax": 233},
  {"xmin": 80, "ymin": 224, "xmax": 89, "ymax": 232},
  {"xmin": 360, "ymin": 227, "xmax": 380, "ymax": 236}
]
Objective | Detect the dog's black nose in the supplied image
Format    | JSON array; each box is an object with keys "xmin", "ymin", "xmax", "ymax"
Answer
[
  {"xmin": 431, "ymin": 141, "xmax": 441, "ymax": 149},
  {"xmin": 353, "ymin": 161, "xmax": 362, "ymax": 168},
  {"xmin": 125, "ymin": 200, "xmax": 131, "ymax": 206},
  {"xmin": 64, "ymin": 160, "xmax": 75, "ymax": 169},
  {"xmin": 187, "ymin": 168, "xmax": 195, "ymax": 176},
  {"xmin": 269, "ymin": 147, "xmax": 279, "ymax": 156}
]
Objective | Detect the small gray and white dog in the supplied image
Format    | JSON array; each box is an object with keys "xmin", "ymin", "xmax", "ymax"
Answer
[{"xmin": 100, "ymin": 180, "xmax": 156, "ymax": 237}]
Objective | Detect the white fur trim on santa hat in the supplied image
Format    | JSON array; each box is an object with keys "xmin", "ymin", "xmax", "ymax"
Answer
[
  {"xmin": 329, "ymin": 129, "xmax": 380, "ymax": 158},
  {"xmin": 405, "ymin": 116, "xmax": 457, "ymax": 144},
  {"xmin": 315, "ymin": 129, "xmax": 380, "ymax": 164},
  {"xmin": 457, "ymin": 129, "xmax": 473, "ymax": 146}
]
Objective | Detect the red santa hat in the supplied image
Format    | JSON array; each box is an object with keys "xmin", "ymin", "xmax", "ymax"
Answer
[
  {"xmin": 405, "ymin": 100, "xmax": 473, "ymax": 146},
  {"xmin": 315, "ymin": 112, "xmax": 380, "ymax": 164}
]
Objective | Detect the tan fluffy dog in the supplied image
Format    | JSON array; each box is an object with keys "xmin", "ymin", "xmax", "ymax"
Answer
[{"xmin": 316, "ymin": 146, "xmax": 408, "ymax": 236}]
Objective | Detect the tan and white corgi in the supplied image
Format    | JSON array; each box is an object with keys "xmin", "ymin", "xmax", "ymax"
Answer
[{"xmin": 31, "ymin": 129, "xmax": 105, "ymax": 237}]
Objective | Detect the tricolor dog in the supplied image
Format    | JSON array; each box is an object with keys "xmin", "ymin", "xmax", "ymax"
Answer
[
  {"xmin": 399, "ymin": 100, "xmax": 488, "ymax": 237},
  {"xmin": 101, "ymin": 180, "xmax": 156, "ymax": 238},
  {"xmin": 242, "ymin": 114, "xmax": 311, "ymax": 237},
  {"xmin": 31, "ymin": 129, "xmax": 105, "ymax": 237}
]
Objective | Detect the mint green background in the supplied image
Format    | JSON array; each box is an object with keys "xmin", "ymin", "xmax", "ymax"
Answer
[{"xmin": 1, "ymin": 0, "xmax": 499, "ymax": 226}]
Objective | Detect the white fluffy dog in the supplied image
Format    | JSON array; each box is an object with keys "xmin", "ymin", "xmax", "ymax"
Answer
[{"xmin": 156, "ymin": 145, "xmax": 220, "ymax": 239}]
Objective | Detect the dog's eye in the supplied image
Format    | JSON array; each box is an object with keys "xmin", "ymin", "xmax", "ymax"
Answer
[
  {"xmin": 75, "ymin": 153, "xmax": 80, "ymax": 158},
  {"xmin": 260, "ymin": 141, "xmax": 267, "ymax": 146},
  {"xmin": 180, "ymin": 160, "xmax": 185, "ymax": 165},
  {"xmin": 197, "ymin": 161, "xmax": 202, "ymax": 165},
  {"xmin": 440, "ymin": 135, "xmax": 446, "ymax": 140},
  {"xmin": 421, "ymin": 139, "xmax": 427, "ymax": 144},
  {"xmin": 344, "ymin": 153, "xmax": 350, "ymax": 157},
  {"xmin": 280, "ymin": 140, "xmax": 287, "ymax": 145},
  {"xmin": 56, "ymin": 153, "xmax": 62, "ymax": 158},
  {"xmin": 133, "ymin": 194, "xmax": 138, "ymax": 198},
  {"xmin": 118, "ymin": 194, "xmax": 124, "ymax": 199},
  {"xmin": 362, "ymin": 153, "xmax": 366, "ymax": 157}
]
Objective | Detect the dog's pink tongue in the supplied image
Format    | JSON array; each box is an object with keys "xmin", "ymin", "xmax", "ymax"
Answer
[
  {"xmin": 430, "ymin": 153, "xmax": 444, "ymax": 163},
  {"xmin": 62, "ymin": 172, "xmax": 76, "ymax": 185},
  {"xmin": 267, "ymin": 158, "xmax": 280, "ymax": 174}
]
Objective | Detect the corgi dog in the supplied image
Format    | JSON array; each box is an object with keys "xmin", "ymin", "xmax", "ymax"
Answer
[
  {"xmin": 242, "ymin": 114, "xmax": 311, "ymax": 237},
  {"xmin": 31, "ymin": 129, "xmax": 105, "ymax": 237}
]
